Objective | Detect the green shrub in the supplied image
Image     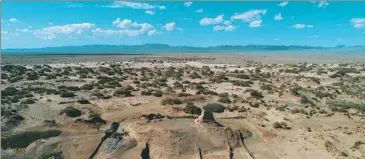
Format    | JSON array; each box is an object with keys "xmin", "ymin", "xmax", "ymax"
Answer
[
  {"xmin": 61, "ymin": 107, "xmax": 81, "ymax": 117},
  {"xmin": 153, "ymin": 90, "xmax": 163, "ymax": 97},
  {"xmin": 300, "ymin": 96, "xmax": 315, "ymax": 106},
  {"xmin": 81, "ymin": 84, "xmax": 94, "ymax": 90},
  {"xmin": 218, "ymin": 96, "xmax": 231, "ymax": 103},
  {"xmin": 114, "ymin": 89, "xmax": 132, "ymax": 97},
  {"xmin": 172, "ymin": 98, "xmax": 183, "ymax": 105},
  {"xmin": 177, "ymin": 92, "xmax": 192, "ymax": 97},
  {"xmin": 247, "ymin": 89, "xmax": 264, "ymax": 98},
  {"xmin": 232, "ymin": 80, "xmax": 253, "ymax": 87},
  {"xmin": 77, "ymin": 98, "xmax": 90, "ymax": 104},
  {"xmin": 237, "ymin": 74, "xmax": 250, "ymax": 79},
  {"xmin": 184, "ymin": 102, "xmax": 202, "ymax": 115},
  {"xmin": 203, "ymin": 103, "xmax": 225, "ymax": 113},
  {"xmin": 60, "ymin": 92, "xmax": 76, "ymax": 98},
  {"xmin": 1, "ymin": 130, "xmax": 62, "ymax": 149},
  {"xmin": 20, "ymin": 98, "xmax": 36, "ymax": 104},
  {"xmin": 141, "ymin": 90, "xmax": 152, "ymax": 96},
  {"xmin": 327, "ymin": 101, "xmax": 365, "ymax": 112},
  {"xmin": 218, "ymin": 92, "xmax": 229, "ymax": 97},
  {"xmin": 314, "ymin": 91, "xmax": 335, "ymax": 99},
  {"xmin": 39, "ymin": 151, "xmax": 63, "ymax": 159}
]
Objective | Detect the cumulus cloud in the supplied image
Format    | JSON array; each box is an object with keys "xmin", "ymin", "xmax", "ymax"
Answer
[
  {"xmin": 231, "ymin": 10, "xmax": 267, "ymax": 22},
  {"xmin": 278, "ymin": 1, "xmax": 288, "ymax": 7},
  {"xmin": 162, "ymin": 22, "xmax": 182, "ymax": 31},
  {"xmin": 350, "ymin": 18, "xmax": 365, "ymax": 28},
  {"xmin": 317, "ymin": 1, "xmax": 329, "ymax": 8},
  {"xmin": 223, "ymin": 20, "xmax": 232, "ymax": 25},
  {"xmin": 16, "ymin": 28, "xmax": 32, "ymax": 33},
  {"xmin": 274, "ymin": 13, "xmax": 283, "ymax": 21},
  {"xmin": 249, "ymin": 20, "xmax": 263, "ymax": 28},
  {"xmin": 92, "ymin": 18, "xmax": 156, "ymax": 37},
  {"xmin": 1, "ymin": 30, "xmax": 9, "ymax": 35},
  {"xmin": 291, "ymin": 24, "xmax": 314, "ymax": 29},
  {"xmin": 145, "ymin": 10, "xmax": 155, "ymax": 15},
  {"xmin": 213, "ymin": 25, "xmax": 236, "ymax": 32},
  {"xmin": 105, "ymin": 1, "xmax": 166, "ymax": 10},
  {"xmin": 34, "ymin": 23, "xmax": 94, "ymax": 40},
  {"xmin": 273, "ymin": 38, "xmax": 280, "ymax": 41},
  {"xmin": 196, "ymin": 9, "xmax": 204, "ymax": 13},
  {"xmin": 184, "ymin": 2, "xmax": 192, "ymax": 7},
  {"xmin": 200, "ymin": 15, "xmax": 224, "ymax": 25},
  {"xmin": 231, "ymin": 9, "xmax": 266, "ymax": 28},
  {"xmin": 9, "ymin": 18, "xmax": 20, "ymax": 23}
]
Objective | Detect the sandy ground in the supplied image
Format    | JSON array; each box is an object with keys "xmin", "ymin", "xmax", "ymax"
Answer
[{"xmin": 1, "ymin": 54, "xmax": 365, "ymax": 159}]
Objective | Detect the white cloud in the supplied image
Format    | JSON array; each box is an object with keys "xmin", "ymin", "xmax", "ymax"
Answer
[
  {"xmin": 163, "ymin": 22, "xmax": 176, "ymax": 31},
  {"xmin": 291, "ymin": 24, "xmax": 314, "ymax": 29},
  {"xmin": 9, "ymin": 18, "xmax": 20, "ymax": 23},
  {"xmin": 273, "ymin": 38, "xmax": 279, "ymax": 41},
  {"xmin": 317, "ymin": 1, "xmax": 329, "ymax": 8},
  {"xmin": 147, "ymin": 30, "xmax": 157, "ymax": 36},
  {"xmin": 105, "ymin": 1, "xmax": 166, "ymax": 10},
  {"xmin": 231, "ymin": 9, "xmax": 266, "ymax": 22},
  {"xmin": 66, "ymin": 3, "xmax": 85, "ymax": 8},
  {"xmin": 48, "ymin": 22, "xmax": 54, "ymax": 26},
  {"xmin": 274, "ymin": 13, "xmax": 283, "ymax": 21},
  {"xmin": 162, "ymin": 22, "xmax": 182, "ymax": 32},
  {"xmin": 350, "ymin": 18, "xmax": 365, "ymax": 29},
  {"xmin": 213, "ymin": 25, "xmax": 236, "ymax": 32},
  {"xmin": 223, "ymin": 20, "xmax": 232, "ymax": 25},
  {"xmin": 200, "ymin": 15, "xmax": 224, "ymax": 25},
  {"xmin": 16, "ymin": 28, "xmax": 32, "ymax": 33},
  {"xmin": 184, "ymin": 2, "xmax": 192, "ymax": 7},
  {"xmin": 145, "ymin": 10, "xmax": 155, "ymax": 15},
  {"xmin": 196, "ymin": 9, "xmax": 204, "ymax": 13},
  {"xmin": 34, "ymin": 23, "xmax": 94, "ymax": 40},
  {"xmin": 92, "ymin": 18, "xmax": 156, "ymax": 37},
  {"xmin": 336, "ymin": 38, "xmax": 342, "ymax": 41},
  {"xmin": 308, "ymin": 35, "xmax": 320, "ymax": 38},
  {"xmin": 278, "ymin": 1, "xmax": 288, "ymax": 7},
  {"xmin": 249, "ymin": 20, "xmax": 263, "ymax": 28}
]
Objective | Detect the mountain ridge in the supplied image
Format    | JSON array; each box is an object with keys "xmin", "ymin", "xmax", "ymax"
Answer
[{"xmin": 2, "ymin": 43, "xmax": 365, "ymax": 53}]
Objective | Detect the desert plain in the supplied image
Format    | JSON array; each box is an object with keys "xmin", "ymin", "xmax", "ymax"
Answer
[{"xmin": 1, "ymin": 53, "xmax": 365, "ymax": 159}]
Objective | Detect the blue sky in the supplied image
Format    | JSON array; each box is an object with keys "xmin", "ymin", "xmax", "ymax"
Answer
[{"xmin": 1, "ymin": 1, "xmax": 365, "ymax": 49}]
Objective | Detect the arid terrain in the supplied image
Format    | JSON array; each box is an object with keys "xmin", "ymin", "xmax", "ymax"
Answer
[{"xmin": 1, "ymin": 54, "xmax": 365, "ymax": 159}]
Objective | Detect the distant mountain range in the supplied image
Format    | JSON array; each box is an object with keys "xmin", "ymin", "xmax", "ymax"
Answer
[{"xmin": 2, "ymin": 44, "xmax": 365, "ymax": 54}]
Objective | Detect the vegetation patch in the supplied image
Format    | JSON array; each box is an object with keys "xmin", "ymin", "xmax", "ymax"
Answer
[
  {"xmin": 203, "ymin": 103, "xmax": 225, "ymax": 113},
  {"xmin": 1, "ymin": 130, "xmax": 62, "ymax": 149},
  {"xmin": 61, "ymin": 107, "xmax": 82, "ymax": 117},
  {"xmin": 184, "ymin": 102, "xmax": 202, "ymax": 115},
  {"xmin": 327, "ymin": 101, "xmax": 365, "ymax": 112}
]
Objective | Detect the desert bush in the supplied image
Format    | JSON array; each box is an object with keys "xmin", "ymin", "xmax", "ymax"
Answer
[
  {"xmin": 114, "ymin": 89, "xmax": 132, "ymax": 97},
  {"xmin": 39, "ymin": 151, "xmax": 63, "ymax": 159},
  {"xmin": 300, "ymin": 96, "xmax": 315, "ymax": 106},
  {"xmin": 260, "ymin": 84, "xmax": 274, "ymax": 91},
  {"xmin": 314, "ymin": 91, "xmax": 335, "ymax": 99},
  {"xmin": 237, "ymin": 74, "xmax": 250, "ymax": 79},
  {"xmin": 88, "ymin": 112, "xmax": 100, "ymax": 118},
  {"xmin": 219, "ymin": 92, "xmax": 229, "ymax": 97},
  {"xmin": 77, "ymin": 98, "xmax": 90, "ymax": 104},
  {"xmin": 27, "ymin": 72, "xmax": 39, "ymax": 80},
  {"xmin": 244, "ymin": 89, "xmax": 263, "ymax": 98},
  {"xmin": 61, "ymin": 107, "xmax": 81, "ymax": 117},
  {"xmin": 291, "ymin": 108, "xmax": 309, "ymax": 115},
  {"xmin": 291, "ymin": 86, "xmax": 303, "ymax": 96},
  {"xmin": 1, "ymin": 130, "xmax": 62, "ymax": 149},
  {"xmin": 141, "ymin": 90, "xmax": 152, "ymax": 96},
  {"xmin": 20, "ymin": 98, "xmax": 36, "ymax": 104},
  {"xmin": 81, "ymin": 84, "xmax": 94, "ymax": 90},
  {"xmin": 161, "ymin": 98, "xmax": 183, "ymax": 105},
  {"xmin": 60, "ymin": 92, "xmax": 76, "ymax": 98},
  {"xmin": 203, "ymin": 103, "xmax": 225, "ymax": 113},
  {"xmin": 177, "ymin": 92, "xmax": 192, "ymax": 97},
  {"xmin": 152, "ymin": 90, "xmax": 163, "ymax": 97},
  {"xmin": 218, "ymin": 96, "xmax": 231, "ymax": 103},
  {"xmin": 327, "ymin": 101, "xmax": 365, "ymax": 112},
  {"xmin": 232, "ymin": 80, "xmax": 253, "ymax": 87},
  {"xmin": 1, "ymin": 73, "xmax": 9, "ymax": 79},
  {"xmin": 184, "ymin": 102, "xmax": 202, "ymax": 115},
  {"xmin": 272, "ymin": 121, "xmax": 289, "ymax": 129}
]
